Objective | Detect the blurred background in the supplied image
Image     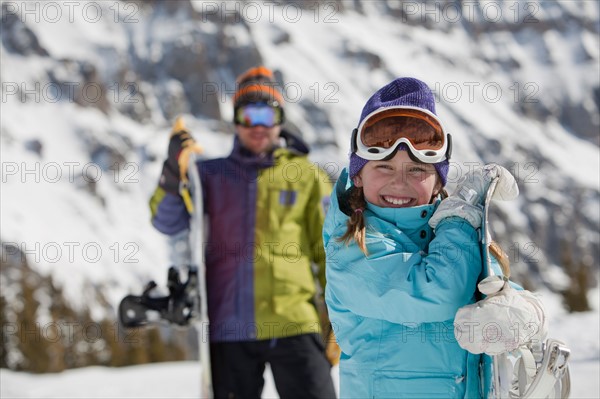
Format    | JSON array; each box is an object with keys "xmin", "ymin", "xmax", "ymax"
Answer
[{"xmin": 1, "ymin": 0, "xmax": 598, "ymax": 396}]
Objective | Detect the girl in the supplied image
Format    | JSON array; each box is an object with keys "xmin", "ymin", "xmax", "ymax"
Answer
[{"xmin": 324, "ymin": 77, "xmax": 516, "ymax": 398}]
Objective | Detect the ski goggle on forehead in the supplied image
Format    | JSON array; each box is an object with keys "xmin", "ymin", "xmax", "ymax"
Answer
[
  {"xmin": 234, "ymin": 103, "xmax": 283, "ymax": 128},
  {"xmin": 351, "ymin": 106, "xmax": 452, "ymax": 163}
]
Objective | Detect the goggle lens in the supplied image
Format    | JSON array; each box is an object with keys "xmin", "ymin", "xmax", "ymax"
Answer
[
  {"xmin": 235, "ymin": 104, "xmax": 282, "ymax": 127},
  {"xmin": 361, "ymin": 108, "xmax": 445, "ymax": 151}
]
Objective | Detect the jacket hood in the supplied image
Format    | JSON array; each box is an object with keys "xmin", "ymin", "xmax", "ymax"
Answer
[{"xmin": 279, "ymin": 129, "xmax": 309, "ymax": 155}]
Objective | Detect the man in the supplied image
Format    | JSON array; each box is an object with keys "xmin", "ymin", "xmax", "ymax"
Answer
[{"xmin": 150, "ymin": 66, "xmax": 337, "ymax": 398}]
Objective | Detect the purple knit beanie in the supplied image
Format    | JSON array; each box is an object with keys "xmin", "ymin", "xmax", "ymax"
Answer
[{"xmin": 349, "ymin": 77, "xmax": 449, "ymax": 186}]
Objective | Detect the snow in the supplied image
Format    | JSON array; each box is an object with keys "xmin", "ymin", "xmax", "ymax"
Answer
[
  {"xmin": 0, "ymin": 362, "xmax": 338, "ymax": 398},
  {"xmin": 3, "ymin": 4, "xmax": 598, "ymax": 309},
  {"xmin": 0, "ymin": 361, "xmax": 216, "ymax": 399},
  {"xmin": 1, "ymin": 0, "xmax": 599, "ymax": 397},
  {"xmin": 26, "ymin": 2, "xmax": 128, "ymax": 61},
  {"xmin": 1, "ymin": 299, "xmax": 598, "ymax": 398}
]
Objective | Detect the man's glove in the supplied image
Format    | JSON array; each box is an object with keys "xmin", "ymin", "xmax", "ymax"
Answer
[
  {"xmin": 429, "ymin": 164, "xmax": 518, "ymax": 230},
  {"xmin": 159, "ymin": 117, "xmax": 203, "ymax": 195},
  {"xmin": 325, "ymin": 330, "xmax": 341, "ymax": 366}
]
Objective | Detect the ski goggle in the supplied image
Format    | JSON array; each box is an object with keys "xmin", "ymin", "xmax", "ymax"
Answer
[
  {"xmin": 234, "ymin": 104, "xmax": 283, "ymax": 128},
  {"xmin": 351, "ymin": 106, "xmax": 451, "ymax": 163}
]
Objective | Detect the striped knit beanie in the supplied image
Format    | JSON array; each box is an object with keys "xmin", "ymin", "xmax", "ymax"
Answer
[{"xmin": 233, "ymin": 66, "xmax": 285, "ymax": 109}]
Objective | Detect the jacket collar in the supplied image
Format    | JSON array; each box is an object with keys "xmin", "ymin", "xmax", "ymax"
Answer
[{"xmin": 366, "ymin": 201, "xmax": 436, "ymax": 230}]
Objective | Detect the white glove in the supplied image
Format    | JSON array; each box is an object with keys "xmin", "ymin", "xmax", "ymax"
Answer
[
  {"xmin": 454, "ymin": 282, "xmax": 548, "ymax": 355},
  {"xmin": 429, "ymin": 164, "xmax": 518, "ymax": 230},
  {"xmin": 482, "ymin": 163, "xmax": 519, "ymax": 201}
]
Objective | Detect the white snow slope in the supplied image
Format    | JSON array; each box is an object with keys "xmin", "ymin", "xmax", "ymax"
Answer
[{"xmin": 1, "ymin": 0, "xmax": 599, "ymax": 397}]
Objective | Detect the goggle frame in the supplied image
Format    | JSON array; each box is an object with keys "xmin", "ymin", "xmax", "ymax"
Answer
[
  {"xmin": 351, "ymin": 106, "xmax": 451, "ymax": 164},
  {"xmin": 234, "ymin": 103, "xmax": 284, "ymax": 128}
]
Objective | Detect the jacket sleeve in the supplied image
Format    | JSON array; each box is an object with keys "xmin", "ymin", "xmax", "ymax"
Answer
[
  {"xmin": 305, "ymin": 166, "xmax": 333, "ymax": 291},
  {"xmin": 149, "ymin": 185, "xmax": 191, "ymax": 236},
  {"xmin": 325, "ymin": 210, "xmax": 481, "ymax": 325}
]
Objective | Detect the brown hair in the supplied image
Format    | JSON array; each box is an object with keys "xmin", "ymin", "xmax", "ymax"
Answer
[
  {"xmin": 489, "ymin": 241, "xmax": 510, "ymax": 278},
  {"xmin": 338, "ymin": 186, "xmax": 369, "ymax": 254}
]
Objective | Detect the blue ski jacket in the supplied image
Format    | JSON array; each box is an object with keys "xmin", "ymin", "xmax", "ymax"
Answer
[
  {"xmin": 150, "ymin": 131, "xmax": 332, "ymax": 342},
  {"xmin": 324, "ymin": 170, "xmax": 483, "ymax": 398}
]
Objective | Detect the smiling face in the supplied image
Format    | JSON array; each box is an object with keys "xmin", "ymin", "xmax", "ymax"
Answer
[
  {"xmin": 236, "ymin": 124, "xmax": 281, "ymax": 155},
  {"xmin": 352, "ymin": 150, "xmax": 441, "ymax": 208}
]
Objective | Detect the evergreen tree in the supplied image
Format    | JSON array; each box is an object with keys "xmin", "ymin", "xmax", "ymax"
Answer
[{"xmin": 560, "ymin": 239, "xmax": 591, "ymax": 312}]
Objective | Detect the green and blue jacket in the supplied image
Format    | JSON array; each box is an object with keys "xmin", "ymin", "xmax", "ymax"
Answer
[{"xmin": 151, "ymin": 132, "xmax": 332, "ymax": 342}]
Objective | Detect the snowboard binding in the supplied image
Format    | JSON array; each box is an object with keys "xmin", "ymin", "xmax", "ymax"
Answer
[{"xmin": 119, "ymin": 266, "xmax": 199, "ymax": 328}]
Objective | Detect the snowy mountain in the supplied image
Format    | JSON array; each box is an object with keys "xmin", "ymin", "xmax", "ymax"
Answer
[{"xmin": 1, "ymin": 0, "xmax": 599, "ymax": 375}]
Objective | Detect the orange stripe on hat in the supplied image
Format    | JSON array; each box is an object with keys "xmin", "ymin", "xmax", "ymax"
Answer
[
  {"xmin": 233, "ymin": 84, "xmax": 284, "ymax": 106},
  {"xmin": 236, "ymin": 66, "xmax": 275, "ymax": 84}
]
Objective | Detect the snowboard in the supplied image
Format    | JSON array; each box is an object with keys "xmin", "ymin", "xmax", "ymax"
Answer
[
  {"xmin": 186, "ymin": 151, "xmax": 213, "ymax": 398},
  {"xmin": 480, "ymin": 177, "xmax": 571, "ymax": 399},
  {"xmin": 118, "ymin": 124, "xmax": 212, "ymax": 397}
]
